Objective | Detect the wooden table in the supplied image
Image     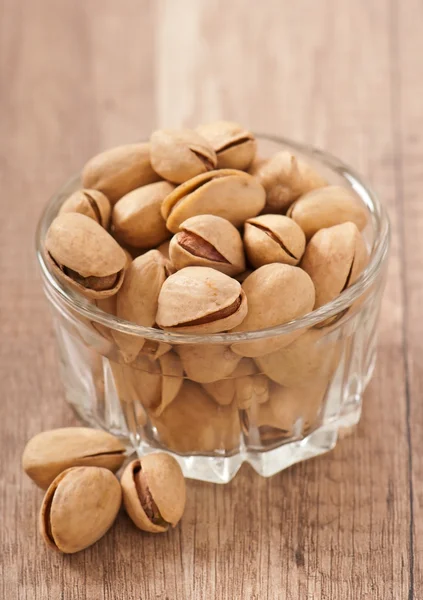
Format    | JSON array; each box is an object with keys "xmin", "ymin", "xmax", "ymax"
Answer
[{"xmin": 1, "ymin": 1, "xmax": 421, "ymax": 598}]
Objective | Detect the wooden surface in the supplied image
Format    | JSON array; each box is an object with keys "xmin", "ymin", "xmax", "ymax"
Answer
[{"xmin": 0, "ymin": 0, "xmax": 421, "ymax": 598}]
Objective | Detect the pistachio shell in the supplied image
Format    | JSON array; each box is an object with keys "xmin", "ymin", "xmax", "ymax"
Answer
[
  {"xmin": 255, "ymin": 329, "xmax": 341, "ymax": 387},
  {"xmin": 114, "ymin": 250, "xmax": 168, "ymax": 362},
  {"xmin": 82, "ymin": 143, "xmax": 160, "ymax": 205},
  {"xmin": 138, "ymin": 338, "xmax": 172, "ymax": 360},
  {"xmin": 201, "ymin": 358, "xmax": 257, "ymax": 405},
  {"xmin": 156, "ymin": 239, "xmax": 171, "ymax": 259},
  {"xmin": 151, "ymin": 381, "xmax": 241, "ymax": 453},
  {"xmin": 235, "ymin": 372, "xmax": 270, "ymax": 410},
  {"xmin": 244, "ymin": 214, "xmax": 306, "ymax": 268},
  {"xmin": 232, "ymin": 264, "xmax": 315, "ymax": 357},
  {"xmin": 169, "ymin": 214, "xmax": 246, "ymax": 276},
  {"xmin": 112, "ymin": 181, "xmax": 174, "ymax": 248},
  {"xmin": 40, "ymin": 466, "xmax": 121, "ymax": 553},
  {"xmin": 251, "ymin": 151, "xmax": 327, "ymax": 213},
  {"xmin": 156, "ymin": 266, "xmax": 248, "ymax": 334},
  {"xmin": 301, "ymin": 222, "xmax": 369, "ymax": 309},
  {"xmin": 59, "ymin": 189, "xmax": 111, "ymax": 228},
  {"xmin": 161, "ymin": 169, "xmax": 266, "ymax": 233},
  {"xmin": 121, "ymin": 454, "xmax": 186, "ymax": 533},
  {"xmin": 22, "ymin": 427, "xmax": 125, "ymax": 490},
  {"xmin": 176, "ymin": 343, "xmax": 241, "ymax": 383},
  {"xmin": 287, "ymin": 185, "xmax": 369, "ymax": 239},
  {"xmin": 196, "ymin": 120, "xmax": 256, "ymax": 170},
  {"xmin": 150, "ymin": 129, "xmax": 217, "ymax": 184},
  {"xmin": 45, "ymin": 213, "xmax": 127, "ymax": 299}
]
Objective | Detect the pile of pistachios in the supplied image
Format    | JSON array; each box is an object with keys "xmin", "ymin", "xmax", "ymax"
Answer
[{"xmin": 22, "ymin": 427, "xmax": 186, "ymax": 553}]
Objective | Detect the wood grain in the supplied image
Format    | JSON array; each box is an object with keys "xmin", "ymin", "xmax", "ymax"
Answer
[{"xmin": 0, "ymin": 0, "xmax": 420, "ymax": 598}]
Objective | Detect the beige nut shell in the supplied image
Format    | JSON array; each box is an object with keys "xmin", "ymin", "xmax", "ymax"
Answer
[
  {"xmin": 150, "ymin": 129, "xmax": 217, "ymax": 184},
  {"xmin": 156, "ymin": 266, "xmax": 248, "ymax": 334},
  {"xmin": 176, "ymin": 343, "xmax": 241, "ymax": 383},
  {"xmin": 59, "ymin": 189, "xmax": 111, "ymax": 228},
  {"xmin": 22, "ymin": 427, "xmax": 125, "ymax": 489},
  {"xmin": 112, "ymin": 181, "xmax": 174, "ymax": 248},
  {"xmin": 301, "ymin": 221, "xmax": 369, "ymax": 309},
  {"xmin": 161, "ymin": 169, "xmax": 266, "ymax": 233},
  {"xmin": 40, "ymin": 466, "xmax": 121, "ymax": 554},
  {"xmin": 244, "ymin": 214, "xmax": 306, "ymax": 268},
  {"xmin": 287, "ymin": 185, "xmax": 369, "ymax": 239},
  {"xmin": 196, "ymin": 120, "xmax": 256, "ymax": 170},
  {"xmin": 169, "ymin": 214, "xmax": 246, "ymax": 276}
]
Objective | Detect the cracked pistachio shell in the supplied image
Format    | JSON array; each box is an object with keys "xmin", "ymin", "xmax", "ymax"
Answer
[
  {"xmin": 201, "ymin": 358, "xmax": 258, "ymax": 405},
  {"xmin": 287, "ymin": 185, "xmax": 369, "ymax": 240},
  {"xmin": 22, "ymin": 427, "xmax": 125, "ymax": 490},
  {"xmin": 301, "ymin": 222, "xmax": 369, "ymax": 309},
  {"xmin": 114, "ymin": 251, "xmax": 168, "ymax": 362},
  {"xmin": 176, "ymin": 343, "xmax": 241, "ymax": 383},
  {"xmin": 169, "ymin": 214, "xmax": 246, "ymax": 276},
  {"xmin": 161, "ymin": 169, "xmax": 266, "ymax": 233},
  {"xmin": 231, "ymin": 264, "xmax": 315, "ymax": 357},
  {"xmin": 150, "ymin": 129, "xmax": 217, "ymax": 184},
  {"xmin": 59, "ymin": 189, "xmax": 111, "ymax": 228},
  {"xmin": 40, "ymin": 466, "xmax": 121, "ymax": 554},
  {"xmin": 251, "ymin": 151, "xmax": 327, "ymax": 213},
  {"xmin": 244, "ymin": 214, "xmax": 306, "ymax": 268},
  {"xmin": 196, "ymin": 120, "xmax": 256, "ymax": 170},
  {"xmin": 244, "ymin": 380, "xmax": 327, "ymax": 443},
  {"xmin": 156, "ymin": 267, "xmax": 248, "ymax": 334},
  {"xmin": 121, "ymin": 454, "xmax": 186, "ymax": 533},
  {"xmin": 112, "ymin": 181, "xmax": 174, "ymax": 249},
  {"xmin": 255, "ymin": 329, "xmax": 341, "ymax": 387},
  {"xmin": 82, "ymin": 143, "xmax": 160, "ymax": 205},
  {"xmin": 151, "ymin": 381, "xmax": 241, "ymax": 453},
  {"xmin": 45, "ymin": 213, "xmax": 126, "ymax": 299}
]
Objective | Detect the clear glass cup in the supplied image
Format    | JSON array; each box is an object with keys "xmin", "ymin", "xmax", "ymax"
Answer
[{"xmin": 36, "ymin": 135, "xmax": 390, "ymax": 483}]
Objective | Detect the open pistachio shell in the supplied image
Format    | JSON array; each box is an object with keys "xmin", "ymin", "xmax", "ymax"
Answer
[
  {"xmin": 287, "ymin": 185, "xmax": 369, "ymax": 240},
  {"xmin": 169, "ymin": 214, "xmax": 246, "ymax": 276},
  {"xmin": 244, "ymin": 214, "xmax": 306, "ymax": 268},
  {"xmin": 151, "ymin": 381, "xmax": 241, "ymax": 453},
  {"xmin": 45, "ymin": 213, "xmax": 126, "ymax": 300},
  {"xmin": 112, "ymin": 181, "xmax": 174, "ymax": 249},
  {"xmin": 82, "ymin": 143, "xmax": 160, "ymax": 205},
  {"xmin": 250, "ymin": 151, "xmax": 327, "ymax": 213},
  {"xmin": 121, "ymin": 454, "xmax": 186, "ymax": 533},
  {"xmin": 301, "ymin": 222, "xmax": 369, "ymax": 309},
  {"xmin": 196, "ymin": 120, "xmax": 256, "ymax": 170},
  {"xmin": 156, "ymin": 266, "xmax": 248, "ymax": 334},
  {"xmin": 176, "ymin": 343, "xmax": 241, "ymax": 383},
  {"xmin": 161, "ymin": 169, "xmax": 266, "ymax": 233},
  {"xmin": 40, "ymin": 466, "xmax": 121, "ymax": 554},
  {"xmin": 231, "ymin": 264, "xmax": 315, "ymax": 357},
  {"xmin": 59, "ymin": 189, "xmax": 111, "ymax": 229},
  {"xmin": 150, "ymin": 129, "xmax": 217, "ymax": 184}
]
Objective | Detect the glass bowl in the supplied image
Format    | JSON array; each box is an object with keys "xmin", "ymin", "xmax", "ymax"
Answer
[{"xmin": 36, "ymin": 135, "xmax": 390, "ymax": 483}]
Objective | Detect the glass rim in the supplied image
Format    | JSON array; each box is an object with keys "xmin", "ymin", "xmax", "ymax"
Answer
[{"xmin": 36, "ymin": 133, "xmax": 391, "ymax": 345}]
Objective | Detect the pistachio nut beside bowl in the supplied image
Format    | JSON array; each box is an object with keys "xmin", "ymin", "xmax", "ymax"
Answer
[{"xmin": 36, "ymin": 131, "xmax": 390, "ymax": 483}]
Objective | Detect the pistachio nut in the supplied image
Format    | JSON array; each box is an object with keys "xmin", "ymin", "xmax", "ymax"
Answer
[
  {"xmin": 121, "ymin": 454, "xmax": 186, "ymax": 533},
  {"xmin": 301, "ymin": 222, "xmax": 369, "ymax": 309},
  {"xmin": 201, "ymin": 358, "xmax": 258, "ymax": 405},
  {"xmin": 139, "ymin": 338, "xmax": 172, "ymax": 360},
  {"xmin": 156, "ymin": 239, "xmax": 171, "ymax": 260},
  {"xmin": 287, "ymin": 185, "xmax": 369, "ymax": 239},
  {"xmin": 233, "ymin": 359, "xmax": 270, "ymax": 410},
  {"xmin": 82, "ymin": 143, "xmax": 160, "ymax": 205},
  {"xmin": 156, "ymin": 266, "xmax": 248, "ymax": 334},
  {"xmin": 196, "ymin": 120, "xmax": 256, "ymax": 170},
  {"xmin": 59, "ymin": 189, "xmax": 111, "ymax": 228},
  {"xmin": 251, "ymin": 151, "xmax": 327, "ymax": 213},
  {"xmin": 150, "ymin": 129, "xmax": 217, "ymax": 184},
  {"xmin": 151, "ymin": 381, "xmax": 240, "ymax": 453},
  {"xmin": 169, "ymin": 214, "xmax": 246, "ymax": 276},
  {"xmin": 93, "ymin": 294, "xmax": 117, "ymax": 342},
  {"xmin": 114, "ymin": 250, "xmax": 168, "ymax": 362},
  {"xmin": 45, "ymin": 213, "xmax": 126, "ymax": 299},
  {"xmin": 22, "ymin": 427, "xmax": 125, "ymax": 489},
  {"xmin": 176, "ymin": 343, "xmax": 241, "ymax": 383},
  {"xmin": 161, "ymin": 169, "xmax": 266, "ymax": 233},
  {"xmin": 112, "ymin": 181, "xmax": 174, "ymax": 248},
  {"xmin": 231, "ymin": 264, "xmax": 315, "ymax": 357},
  {"xmin": 243, "ymin": 214, "xmax": 306, "ymax": 268},
  {"xmin": 40, "ymin": 466, "xmax": 121, "ymax": 553},
  {"xmin": 255, "ymin": 329, "xmax": 341, "ymax": 387}
]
